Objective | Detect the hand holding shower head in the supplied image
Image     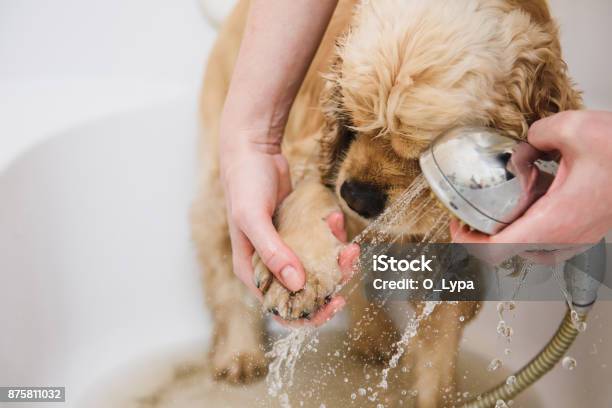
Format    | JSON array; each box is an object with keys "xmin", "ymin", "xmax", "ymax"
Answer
[
  {"xmin": 420, "ymin": 128, "xmax": 608, "ymax": 408},
  {"xmin": 419, "ymin": 127, "xmax": 554, "ymax": 234}
]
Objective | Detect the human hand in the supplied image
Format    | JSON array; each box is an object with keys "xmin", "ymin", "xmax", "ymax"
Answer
[
  {"xmin": 451, "ymin": 111, "xmax": 612, "ymax": 262},
  {"xmin": 271, "ymin": 211, "xmax": 361, "ymax": 328},
  {"xmin": 220, "ymin": 132, "xmax": 359, "ymax": 326}
]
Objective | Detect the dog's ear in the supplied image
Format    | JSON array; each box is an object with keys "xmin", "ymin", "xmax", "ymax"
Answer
[
  {"xmin": 492, "ymin": 16, "xmax": 583, "ymax": 139},
  {"xmin": 319, "ymin": 58, "xmax": 357, "ymax": 188}
]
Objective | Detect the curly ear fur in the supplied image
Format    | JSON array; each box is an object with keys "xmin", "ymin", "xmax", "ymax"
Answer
[
  {"xmin": 319, "ymin": 0, "xmax": 582, "ymax": 187},
  {"xmin": 491, "ymin": 13, "xmax": 583, "ymax": 139}
]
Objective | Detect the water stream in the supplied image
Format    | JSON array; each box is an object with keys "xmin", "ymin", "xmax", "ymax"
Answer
[{"xmin": 265, "ymin": 175, "xmax": 438, "ymax": 405}]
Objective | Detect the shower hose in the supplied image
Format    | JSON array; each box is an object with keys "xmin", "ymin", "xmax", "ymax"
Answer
[{"xmin": 461, "ymin": 308, "xmax": 582, "ymax": 408}]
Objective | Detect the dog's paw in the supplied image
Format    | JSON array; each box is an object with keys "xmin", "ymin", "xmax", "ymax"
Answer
[
  {"xmin": 209, "ymin": 309, "xmax": 268, "ymax": 384},
  {"xmin": 211, "ymin": 345, "xmax": 267, "ymax": 384},
  {"xmin": 252, "ymin": 252, "xmax": 340, "ymax": 321}
]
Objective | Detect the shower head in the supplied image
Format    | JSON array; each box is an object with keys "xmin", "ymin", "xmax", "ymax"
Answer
[{"xmin": 419, "ymin": 127, "xmax": 554, "ymax": 235}]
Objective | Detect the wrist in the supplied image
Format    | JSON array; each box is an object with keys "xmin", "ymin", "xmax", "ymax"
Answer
[{"xmin": 220, "ymin": 121, "xmax": 284, "ymax": 156}]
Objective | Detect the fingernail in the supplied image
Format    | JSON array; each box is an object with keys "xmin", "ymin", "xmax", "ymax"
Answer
[{"xmin": 281, "ymin": 266, "xmax": 302, "ymax": 291}]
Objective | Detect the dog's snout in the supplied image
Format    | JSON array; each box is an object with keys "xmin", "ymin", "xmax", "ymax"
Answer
[{"xmin": 340, "ymin": 180, "xmax": 387, "ymax": 219}]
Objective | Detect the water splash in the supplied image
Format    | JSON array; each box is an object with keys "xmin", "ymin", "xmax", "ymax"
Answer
[
  {"xmin": 551, "ymin": 264, "xmax": 577, "ymax": 317},
  {"xmin": 487, "ymin": 358, "xmax": 502, "ymax": 372},
  {"xmin": 378, "ymin": 301, "xmax": 440, "ymax": 390},
  {"xmin": 353, "ymin": 175, "xmax": 429, "ymax": 246},
  {"xmin": 505, "ymin": 375, "xmax": 517, "ymax": 387},
  {"xmin": 562, "ymin": 356, "xmax": 577, "ymax": 370},
  {"xmin": 266, "ymin": 328, "xmax": 315, "ymax": 399},
  {"xmin": 495, "ymin": 302, "xmax": 515, "ymax": 347},
  {"xmin": 265, "ymin": 175, "xmax": 436, "ymax": 403}
]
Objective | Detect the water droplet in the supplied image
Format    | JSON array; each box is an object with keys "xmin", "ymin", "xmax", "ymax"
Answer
[
  {"xmin": 497, "ymin": 301, "xmax": 515, "ymax": 314},
  {"xmin": 459, "ymin": 315, "xmax": 465, "ymax": 322},
  {"xmin": 424, "ymin": 361, "xmax": 433, "ymax": 368},
  {"xmin": 495, "ymin": 399, "xmax": 509, "ymax": 408},
  {"xmin": 570, "ymin": 310, "xmax": 579, "ymax": 323},
  {"xmin": 344, "ymin": 377, "xmax": 349, "ymax": 383},
  {"xmin": 562, "ymin": 356, "xmax": 577, "ymax": 370},
  {"xmin": 358, "ymin": 388, "xmax": 367, "ymax": 396},
  {"xmin": 497, "ymin": 320, "xmax": 514, "ymax": 338},
  {"xmin": 504, "ymin": 348, "xmax": 512, "ymax": 355},
  {"xmin": 351, "ymin": 393, "xmax": 357, "ymax": 400},
  {"xmin": 279, "ymin": 394, "xmax": 290, "ymax": 407},
  {"xmin": 411, "ymin": 390, "xmax": 419, "ymax": 397},
  {"xmin": 376, "ymin": 404, "xmax": 384, "ymax": 408},
  {"xmin": 506, "ymin": 375, "xmax": 517, "ymax": 387},
  {"xmin": 463, "ymin": 392, "xmax": 470, "ymax": 398},
  {"xmin": 401, "ymin": 390, "xmax": 407, "ymax": 396},
  {"xmin": 488, "ymin": 358, "xmax": 502, "ymax": 372},
  {"xmin": 570, "ymin": 311, "xmax": 587, "ymax": 332},
  {"xmin": 401, "ymin": 366, "xmax": 408, "ymax": 373}
]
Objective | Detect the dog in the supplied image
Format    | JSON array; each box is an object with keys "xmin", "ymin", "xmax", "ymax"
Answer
[{"xmin": 191, "ymin": 0, "xmax": 581, "ymax": 406}]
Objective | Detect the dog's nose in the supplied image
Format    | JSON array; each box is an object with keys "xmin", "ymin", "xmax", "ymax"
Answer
[{"xmin": 340, "ymin": 180, "xmax": 387, "ymax": 219}]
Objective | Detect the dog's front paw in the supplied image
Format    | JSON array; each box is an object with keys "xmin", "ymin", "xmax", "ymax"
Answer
[
  {"xmin": 211, "ymin": 347, "xmax": 267, "ymax": 384},
  {"xmin": 210, "ymin": 315, "xmax": 268, "ymax": 384},
  {"xmin": 252, "ymin": 252, "xmax": 340, "ymax": 321}
]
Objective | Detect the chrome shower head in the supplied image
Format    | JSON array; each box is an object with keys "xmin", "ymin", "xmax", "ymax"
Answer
[{"xmin": 419, "ymin": 127, "xmax": 554, "ymax": 235}]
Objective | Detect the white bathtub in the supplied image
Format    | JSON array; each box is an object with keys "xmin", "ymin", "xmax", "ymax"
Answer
[{"xmin": 0, "ymin": 99, "xmax": 212, "ymax": 407}]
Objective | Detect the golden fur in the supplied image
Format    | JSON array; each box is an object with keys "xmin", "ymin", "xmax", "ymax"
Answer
[{"xmin": 191, "ymin": 0, "xmax": 581, "ymax": 405}]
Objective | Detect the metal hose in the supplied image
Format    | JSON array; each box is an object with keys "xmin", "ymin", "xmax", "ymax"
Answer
[{"xmin": 461, "ymin": 308, "xmax": 582, "ymax": 408}]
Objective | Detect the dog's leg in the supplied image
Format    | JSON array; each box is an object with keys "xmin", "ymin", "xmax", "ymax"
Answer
[
  {"xmin": 191, "ymin": 177, "xmax": 267, "ymax": 383},
  {"xmin": 402, "ymin": 301, "xmax": 479, "ymax": 408},
  {"xmin": 253, "ymin": 178, "xmax": 345, "ymax": 320},
  {"xmin": 347, "ymin": 292, "xmax": 399, "ymax": 364}
]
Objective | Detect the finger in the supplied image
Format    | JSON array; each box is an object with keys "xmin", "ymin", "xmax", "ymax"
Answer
[
  {"xmin": 449, "ymin": 218, "xmax": 491, "ymax": 244},
  {"xmin": 449, "ymin": 219, "xmax": 524, "ymax": 264},
  {"xmin": 338, "ymin": 243, "xmax": 360, "ymax": 283},
  {"xmin": 228, "ymin": 222, "xmax": 263, "ymax": 301},
  {"xmin": 273, "ymin": 296, "xmax": 346, "ymax": 328},
  {"xmin": 326, "ymin": 211, "xmax": 347, "ymax": 243},
  {"xmin": 240, "ymin": 215, "xmax": 305, "ymax": 292},
  {"xmin": 490, "ymin": 194, "xmax": 561, "ymax": 244},
  {"xmin": 449, "ymin": 219, "xmax": 463, "ymax": 240},
  {"xmin": 528, "ymin": 111, "xmax": 580, "ymax": 154},
  {"xmin": 308, "ymin": 296, "xmax": 346, "ymax": 327}
]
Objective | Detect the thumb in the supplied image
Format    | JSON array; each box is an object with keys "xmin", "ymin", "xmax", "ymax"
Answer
[
  {"xmin": 528, "ymin": 112, "xmax": 578, "ymax": 156},
  {"xmin": 241, "ymin": 214, "xmax": 305, "ymax": 292}
]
